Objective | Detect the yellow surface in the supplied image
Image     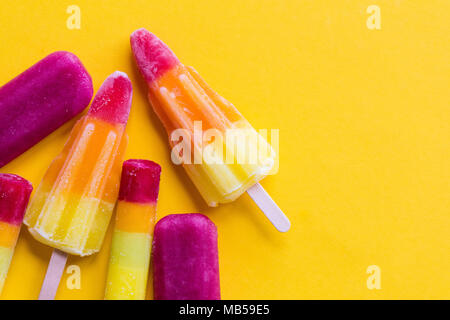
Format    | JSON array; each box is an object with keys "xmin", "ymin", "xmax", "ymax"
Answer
[
  {"xmin": 0, "ymin": 0, "xmax": 448, "ymax": 299},
  {"xmin": 0, "ymin": 246, "xmax": 15, "ymax": 294}
]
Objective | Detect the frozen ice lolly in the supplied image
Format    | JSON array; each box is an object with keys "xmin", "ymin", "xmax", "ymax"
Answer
[
  {"xmin": 24, "ymin": 72, "xmax": 132, "ymax": 256},
  {"xmin": 0, "ymin": 174, "xmax": 33, "ymax": 294},
  {"xmin": 152, "ymin": 214, "xmax": 220, "ymax": 300},
  {"xmin": 0, "ymin": 51, "xmax": 93, "ymax": 168},
  {"xmin": 131, "ymin": 29, "xmax": 275, "ymax": 207},
  {"xmin": 131, "ymin": 29, "xmax": 290, "ymax": 232},
  {"xmin": 105, "ymin": 159, "xmax": 161, "ymax": 300}
]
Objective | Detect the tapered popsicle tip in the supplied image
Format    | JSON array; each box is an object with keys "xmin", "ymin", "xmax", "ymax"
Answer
[
  {"xmin": 0, "ymin": 173, "xmax": 33, "ymax": 225},
  {"xmin": 88, "ymin": 71, "xmax": 132, "ymax": 125},
  {"xmin": 130, "ymin": 28, "xmax": 179, "ymax": 83},
  {"xmin": 119, "ymin": 159, "xmax": 162, "ymax": 204}
]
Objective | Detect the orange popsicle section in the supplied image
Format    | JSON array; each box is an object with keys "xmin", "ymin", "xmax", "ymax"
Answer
[
  {"xmin": 114, "ymin": 201, "xmax": 156, "ymax": 234},
  {"xmin": 0, "ymin": 222, "xmax": 20, "ymax": 248}
]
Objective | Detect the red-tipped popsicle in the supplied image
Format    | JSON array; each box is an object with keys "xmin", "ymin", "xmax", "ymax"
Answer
[
  {"xmin": 152, "ymin": 214, "xmax": 220, "ymax": 300},
  {"xmin": 0, "ymin": 174, "xmax": 33, "ymax": 294},
  {"xmin": 105, "ymin": 160, "xmax": 161, "ymax": 300},
  {"xmin": 130, "ymin": 29, "xmax": 290, "ymax": 232},
  {"xmin": 24, "ymin": 72, "xmax": 132, "ymax": 299},
  {"xmin": 0, "ymin": 51, "xmax": 93, "ymax": 168}
]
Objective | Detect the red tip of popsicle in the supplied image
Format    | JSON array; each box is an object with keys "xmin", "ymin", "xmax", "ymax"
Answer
[
  {"xmin": 0, "ymin": 174, "xmax": 33, "ymax": 225},
  {"xmin": 119, "ymin": 159, "xmax": 161, "ymax": 204},
  {"xmin": 88, "ymin": 71, "xmax": 132, "ymax": 125},
  {"xmin": 130, "ymin": 28, "xmax": 179, "ymax": 83}
]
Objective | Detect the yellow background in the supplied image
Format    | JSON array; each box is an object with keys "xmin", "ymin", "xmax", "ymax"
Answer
[{"xmin": 0, "ymin": 0, "xmax": 449, "ymax": 299}]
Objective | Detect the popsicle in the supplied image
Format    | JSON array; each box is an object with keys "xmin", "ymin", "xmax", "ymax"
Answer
[
  {"xmin": 130, "ymin": 29, "xmax": 290, "ymax": 232},
  {"xmin": 0, "ymin": 51, "xmax": 93, "ymax": 168},
  {"xmin": 152, "ymin": 214, "xmax": 220, "ymax": 300},
  {"xmin": 0, "ymin": 174, "xmax": 33, "ymax": 294},
  {"xmin": 105, "ymin": 159, "xmax": 161, "ymax": 300},
  {"xmin": 24, "ymin": 71, "xmax": 132, "ymax": 299}
]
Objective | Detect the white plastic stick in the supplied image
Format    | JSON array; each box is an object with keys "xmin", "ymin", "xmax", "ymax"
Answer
[
  {"xmin": 38, "ymin": 249, "xmax": 68, "ymax": 300},
  {"xmin": 247, "ymin": 183, "xmax": 291, "ymax": 232}
]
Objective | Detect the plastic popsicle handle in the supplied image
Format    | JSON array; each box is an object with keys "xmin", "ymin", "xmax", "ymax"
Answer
[
  {"xmin": 38, "ymin": 249, "xmax": 68, "ymax": 300},
  {"xmin": 247, "ymin": 183, "xmax": 291, "ymax": 232}
]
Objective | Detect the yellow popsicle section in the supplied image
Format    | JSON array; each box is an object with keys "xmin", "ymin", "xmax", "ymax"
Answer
[
  {"xmin": 131, "ymin": 29, "xmax": 276, "ymax": 206},
  {"xmin": 0, "ymin": 224, "xmax": 19, "ymax": 293},
  {"xmin": 105, "ymin": 160, "xmax": 161, "ymax": 300},
  {"xmin": 24, "ymin": 72, "xmax": 133, "ymax": 256}
]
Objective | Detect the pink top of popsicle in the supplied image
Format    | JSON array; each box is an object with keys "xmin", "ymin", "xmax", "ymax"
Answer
[
  {"xmin": 130, "ymin": 28, "xmax": 180, "ymax": 83},
  {"xmin": 118, "ymin": 159, "xmax": 161, "ymax": 204},
  {"xmin": 0, "ymin": 174, "xmax": 33, "ymax": 225},
  {"xmin": 88, "ymin": 72, "xmax": 132, "ymax": 125},
  {"xmin": 152, "ymin": 213, "xmax": 220, "ymax": 300}
]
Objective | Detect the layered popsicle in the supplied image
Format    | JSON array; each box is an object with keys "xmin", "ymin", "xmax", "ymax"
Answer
[
  {"xmin": 24, "ymin": 72, "xmax": 132, "ymax": 256},
  {"xmin": 105, "ymin": 159, "xmax": 161, "ymax": 300},
  {"xmin": 130, "ymin": 29, "xmax": 276, "ymax": 207},
  {"xmin": 0, "ymin": 51, "xmax": 93, "ymax": 168},
  {"xmin": 152, "ymin": 214, "xmax": 220, "ymax": 300},
  {"xmin": 0, "ymin": 174, "xmax": 33, "ymax": 294}
]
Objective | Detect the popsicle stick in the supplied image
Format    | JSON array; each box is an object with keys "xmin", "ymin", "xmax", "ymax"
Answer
[
  {"xmin": 247, "ymin": 183, "xmax": 291, "ymax": 232},
  {"xmin": 38, "ymin": 249, "xmax": 68, "ymax": 300}
]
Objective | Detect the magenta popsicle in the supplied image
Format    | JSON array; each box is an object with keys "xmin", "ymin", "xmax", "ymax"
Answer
[
  {"xmin": 152, "ymin": 214, "xmax": 220, "ymax": 300},
  {"xmin": 0, "ymin": 51, "xmax": 93, "ymax": 167},
  {"xmin": 0, "ymin": 174, "xmax": 33, "ymax": 293}
]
